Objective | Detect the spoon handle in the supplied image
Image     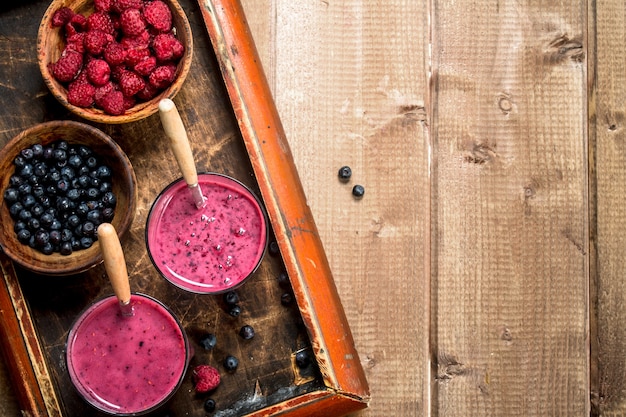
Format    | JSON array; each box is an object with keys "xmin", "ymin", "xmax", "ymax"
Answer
[
  {"xmin": 97, "ymin": 223, "xmax": 132, "ymax": 311},
  {"xmin": 159, "ymin": 98, "xmax": 198, "ymax": 187}
]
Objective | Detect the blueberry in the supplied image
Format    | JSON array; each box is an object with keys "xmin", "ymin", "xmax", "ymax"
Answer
[
  {"xmin": 295, "ymin": 350, "xmax": 311, "ymax": 368},
  {"xmin": 224, "ymin": 291, "xmax": 239, "ymax": 305},
  {"xmin": 199, "ymin": 333, "xmax": 217, "ymax": 350},
  {"xmin": 80, "ymin": 236, "xmax": 94, "ymax": 249},
  {"xmin": 268, "ymin": 240, "xmax": 280, "ymax": 256},
  {"xmin": 9, "ymin": 202, "xmax": 24, "ymax": 219},
  {"xmin": 59, "ymin": 241, "xmax": 73, "ymax": 255},
  {"xmin": 281, "ymin": 293, "xmax": 293, "ymax": 306},
  {"xmin": 239, "ymin": 325, "xmax": 255, "ymax": 340},
  {"xmin": 31, "ymin": 144, "xmax": 44, "ymax": 158},
  {"xmin": 16, "ymin": 229, "xmax": 30, "ymax": 244},
  {"xmin": 20, "ymin": 148, "xmax": 34, "ymax": 160},
  {"xmin": 277, "ymin": 271, "xmax": 290, "ymax": 287},
  {"xmin": 338, "ymin": 166, "xmax": 352, "ymax": 181},
  {"xmin": 3, "ymin": 188, "xmax": 18, "ymax": 203},
  {"xmin": 204, "ymin": 398, "xmax": 216, "ymax": 413},
  {"xmin": 352, "ymin": 184, "xmax": 365, "ymax": 198},
  {"xmin": 228, "ymin": 305, "xmax": 241, "ymax": 317},
  {"xmin": 223, "ymin": 355, "xmax": 239, "ymax": 371}
]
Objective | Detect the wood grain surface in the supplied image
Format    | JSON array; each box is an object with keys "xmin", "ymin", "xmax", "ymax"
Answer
[{"xmin": 2, "ymin": 0, "xmax": 626, "ymax": 416}]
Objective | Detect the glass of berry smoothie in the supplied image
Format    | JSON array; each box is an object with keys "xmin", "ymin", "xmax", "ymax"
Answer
[
  {"xmin": 66, "ymin": 293, "xmax": 190, "ymax": 415},
  {"xmin": 146, "ymin": 172, "xmax": 268, "ymax": 294}
]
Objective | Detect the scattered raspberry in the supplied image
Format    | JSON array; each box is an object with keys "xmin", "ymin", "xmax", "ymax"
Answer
[
  {"xmin": 152, "ymin": 33, "xmax": 184, "ymax": 62},
  {"xmin": 103, "ymin": 42, "xmax": 127, "ymax": 66},
  {"xmin": 143, "ymin": 0, "xmax": 172, "ymax": 32},
  {"xmin": 51, "ymin": 49, "xmax": 83, "ymax": 83},
  {"xmin": 86, "ymin": 59, "xmax": 111, "ymax": 86},
  {"xmin": 67, "ymin": 79, "xmax": 96, "ymax": 108},
  {"xmin": 148, "ymin": 64, "xmax": 175, "ymax": 89},
  {"xmin": 51, "ymin": 7, "xmax": 74, "ymax": 27},
  {"xmin": 134, "ymin": 55, "xmax": 157, "ymax": 76},
  {"xmin": 84, "ymin": 30, "xmax": 114, "ymax": 56},
  {"xmin": 87, "ymin": 11, "xmax": 115, "ymax": 35},
  {"xmin": 99, "ymin": 89, "xmax": 125, "ymax": 115},
  {"xmin": 94, "ymin": 0, "xmax": 113, "ymax": 12},
  {"xmin": 120, "ymin": 8, "xmax": 146, "ymax": 37},
  {"xmin": 193, "ymin": 365, "xmax": 221, "ymax": 394},
  {"xmin": 118, "ymin": 69, "xmax": 145, "ymax": 97}
]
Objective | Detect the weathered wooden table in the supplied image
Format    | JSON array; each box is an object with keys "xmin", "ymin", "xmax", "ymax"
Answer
[{"xmin": 3, "ymin": 0, "xmax": 626, "ymax": 416}]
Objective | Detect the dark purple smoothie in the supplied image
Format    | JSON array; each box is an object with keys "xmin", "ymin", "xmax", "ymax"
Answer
[
  {"xmin": 66, "ymin": 294, "xmax": 189, "ymax": 415},
  {"xmin": 146, "ymin": 173, "xmax": 268, "ymax": 294}
]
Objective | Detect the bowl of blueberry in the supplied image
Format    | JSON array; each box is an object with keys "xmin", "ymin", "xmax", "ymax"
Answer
[
  {"xmin": 0, "ymin": 120, "xmax": 137, "ymax": 276},
  {"xmin": 37, "ymin": 0, "xmax": 193, "ymax": 124}
]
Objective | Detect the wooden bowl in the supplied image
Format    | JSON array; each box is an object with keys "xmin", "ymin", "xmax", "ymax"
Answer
[
  {"xmin": 0, "ymin": 121, "xmax": 137, "ymax": 276},
  {"xmin": 37, "ymin": 0, "xmax": 193, "ymax": 124}
]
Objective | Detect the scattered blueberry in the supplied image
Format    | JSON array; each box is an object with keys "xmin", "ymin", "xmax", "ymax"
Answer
[
  {"xmin": 338, "ymin": 166, "xmax": 352, "ymax": 182},
  {"xmin": 352, "ymin": 184, "xmax": 365, "ymax": 198},
  {"xmin": 281, "ymin": 293, "xmax": 293, "ymax": 306},
  {"xmin": 204, "ymin": 398, "xmax": 216, "ymax": 413},
  {"xmin": 223, "ymin": 291, "xmax": 239, "ymax": 305},
  {"xmin": 239, "ymin": 325, "xmax": 255, "ymax": 340},
  {"xmin": 277, "ymin": 271, "xmax": 290, "ymax": 287},
  {"xmin": 228, "ymin": 305, "xmax": 241, "ymax": 317},
  {"xmin": 295, "ymin": 350, "xmax": 311, "ymax": 368},
  {"xmin": 223, "ymin": 355, "xmax": 239, "ymax": 371},
  {"xmin": 199, "ymin": 333, "xmax": 217, "ymax": 350},
  {"xmin": 268, "ymin": 240, "xmax": 280, "ymax": 256}
]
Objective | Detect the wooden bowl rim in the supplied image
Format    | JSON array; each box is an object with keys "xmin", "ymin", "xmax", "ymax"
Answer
[
  {"xmin": 0, "ymin": 120, "xmax": 137, "ymax": 276},
  {"xmin": 36, "ymin": 0, "xmax": 194, "ymax": 124}
]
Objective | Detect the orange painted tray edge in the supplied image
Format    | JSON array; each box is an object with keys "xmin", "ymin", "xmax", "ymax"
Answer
[{"xmin": 198, "ymin": 0, "xmax": 370, "ymax": 413}]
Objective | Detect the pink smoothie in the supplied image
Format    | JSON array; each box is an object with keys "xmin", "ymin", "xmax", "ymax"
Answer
[
  {"xmin": 146, "ymin": 173, "xmax": 268, "ymax": 293},
  {"xmin": 66, "ymin": 294, "xmax": 189, "ymax": 415}
]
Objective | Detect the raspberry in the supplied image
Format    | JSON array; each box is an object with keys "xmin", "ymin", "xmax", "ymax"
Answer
[
  {"xmin": 51, "ymin": 49, "xmax": 83, "ymax": 83},
  {"xmin": 143, "ymin": 1, "xmax": 172, "ymax": 33},
  {"xmin": 192, "ymin": 365, "xmax": 220, "ymax": 394},
  {"xmin": 124, "ymin": 47, "xmax": 150, "ymax": 67},
  {"xmin": 87, "ymin": 11, "xmax": 115, "ymax": 35},
  {"xmin": 94, "ymin": 0, "xmax": 113, "ymax": 12},
  {"xmin": 84, "ymin": 30, "xmax": 114, "ymax": 56},
  {"xmin": 152, "ymin": 33, "xmax": 184, "ymax": 62},
  {"xmin": 51, "ymin": 7, "xmax": 74, "ymax": 27},
  {"xmin": 118, "ymin": 69, "xmax": 145, "ymax": 97},
  {"xmin": 148, "ymin": 64, "xmax": 176, "ymax": 89},
  {"xmin": 65, "ymin": 32, "xmax": 85, "ymax": 54},
  {"xmin": 94, "ymin": 81, "xmax": 116, "ymax": 106},
  {"xmin": 134, "ymin": 55, "xmax": 157, "ymax": 76},
  {"xmin": 68, "ymin": 13, "xmax": 88, "ymax": 32},
  {"xmin": 120, "ymin": 31, "xmax": 151, "ymax": 50},
  {"xmin": 120, "ymin": 8, "xmax": 146, "ymax": 37},
  {"xmin": 67, "ymin": 79, "xmax": 96, "ymax": 108},
  {"xmin": 103, "ymin": 42, "xmax": 127, "ymax": 66},
  {"xmin": 112, "ymin": 0, "xmax": 143, "ymax": 13},
  {"xmin": 136, "ymin": 82, "xmax": 159, "ymax": 100},
  {"xmin": 86, "ymin": 59, "xmax": 111, "ymax": 86},
  {"xmin": 98, "ymin": 89, "xmax": 125, "ymax": 115}
]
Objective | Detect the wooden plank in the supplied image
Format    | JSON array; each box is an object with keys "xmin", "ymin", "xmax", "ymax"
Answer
[
  {"xmin": 431, "ymin": 1, "xmax": 588, "ymax": 415},
  {"xmin": 240, "ymin": 0, "xmax": 431, "ymax": 415},
  {"xmin": 589, "ymin": 0, "xmax": 626, "ymax": 415}
]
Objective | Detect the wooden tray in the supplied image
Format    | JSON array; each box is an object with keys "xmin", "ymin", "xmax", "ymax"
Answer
[{"xmin": 0, "ymin": 0, "xmax": 370, "ymax": 415}]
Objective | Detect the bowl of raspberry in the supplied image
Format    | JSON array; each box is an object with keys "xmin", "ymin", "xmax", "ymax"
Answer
[
  {"xmin": 0, "ymin": 120, "xmax": 137, "ymax": 276},
  {"xmin": 37, "ymin": 0, "xmax": 193, "ymax": 124}
]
